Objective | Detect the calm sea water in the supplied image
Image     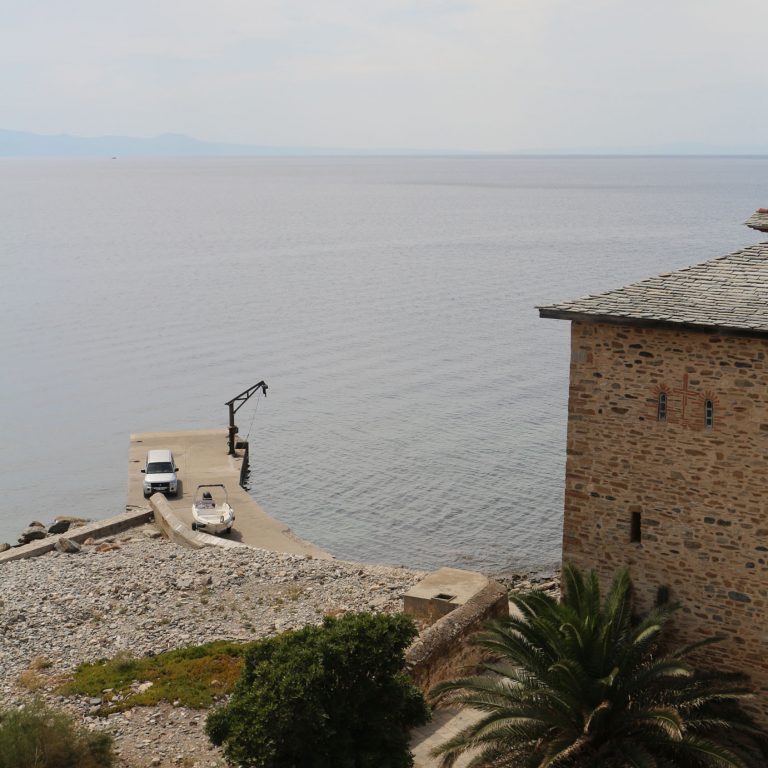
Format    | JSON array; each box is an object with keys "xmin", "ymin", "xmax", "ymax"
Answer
[{"xmin": 1, "ymin": 156, "xmax": 766, "ymax": 573}]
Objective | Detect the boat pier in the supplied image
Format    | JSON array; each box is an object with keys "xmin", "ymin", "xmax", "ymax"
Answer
[{"xmin": 128, "ymin": 429, "xmax": 331, "ymax": 559}]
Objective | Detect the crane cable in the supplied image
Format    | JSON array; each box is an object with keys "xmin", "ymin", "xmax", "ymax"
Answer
[{"xmin": 244, "ymin": 391, "xmax": 264, "ymax": 440}]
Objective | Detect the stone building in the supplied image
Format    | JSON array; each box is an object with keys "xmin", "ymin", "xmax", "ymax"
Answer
[{"xmin": 539, "ymin": 209, "xmax": 768, "ymax": 711}]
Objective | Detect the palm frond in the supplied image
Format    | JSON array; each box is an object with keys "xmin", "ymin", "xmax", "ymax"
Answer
[{"xmin": 671, "ymin": 733, "xmax": 751, "ymax": 768}]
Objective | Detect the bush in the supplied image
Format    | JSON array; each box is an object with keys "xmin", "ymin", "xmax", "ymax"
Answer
[
  {"xmin": 0, "ymin": 699, "xmax": 113, "ymax": 768},
  {"xmin": 206, "ymin": 612, "xmax": 429, "ymax": 768}
]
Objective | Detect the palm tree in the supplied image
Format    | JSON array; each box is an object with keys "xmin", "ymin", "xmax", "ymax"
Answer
[{"xmin": 430, "ymin": 565, "xmax": 768, "ymax": 768}]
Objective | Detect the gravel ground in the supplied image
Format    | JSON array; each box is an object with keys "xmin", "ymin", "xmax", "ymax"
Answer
[{"xmin": 0, "ymin": 525, "xmax": 425, "ymax": 767}]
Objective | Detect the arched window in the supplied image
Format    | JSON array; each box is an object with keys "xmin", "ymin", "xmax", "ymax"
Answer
[
  {"xmin": 704, "ymin": 399, "xmax": 714, "ymax": 429},
  {"xmin": 657, "ymin": 392, "xmax": 668, "ymax": 422}
]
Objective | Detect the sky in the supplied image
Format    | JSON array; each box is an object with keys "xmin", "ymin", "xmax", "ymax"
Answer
[{"xmin": 2, "ymin": 0, "xmax": 767, "ymax": 153}]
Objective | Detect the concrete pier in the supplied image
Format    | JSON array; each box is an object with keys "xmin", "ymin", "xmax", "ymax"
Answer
[{"xmin": 128, "ymin": 429, "xmax": 331, "ymax": 559}]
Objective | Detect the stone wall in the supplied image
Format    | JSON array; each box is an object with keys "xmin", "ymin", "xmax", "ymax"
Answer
[
  {"xmin": 563, "ymin": 320, "xmax": 768, "ymax": 715},
  {"xmin": 405, "ymin": 580, "xmax": 508, "ymax": 695}
]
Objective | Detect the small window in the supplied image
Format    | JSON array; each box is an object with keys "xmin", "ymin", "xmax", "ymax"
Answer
[
  {"xmin": 630, "ymin": 511, "xmax": 642, "ymax": 543},
  {"xmin": 657, "ymin": 392, "xmax": 668, "ymax": 422},
  {"xmin": 704, "ymin": 400, "xmax": 714, "ymax": 429}
]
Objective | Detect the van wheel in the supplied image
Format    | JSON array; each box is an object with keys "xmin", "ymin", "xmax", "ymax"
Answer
[{"xmin": 191, "ymin": 523, "xmax": 197, "ymax": 531}]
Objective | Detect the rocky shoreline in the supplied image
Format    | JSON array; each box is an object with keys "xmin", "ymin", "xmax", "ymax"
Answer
[
  {"xmin": 1, "ymin": 515, "xmax": 93, "ymax": 551},
  {"xmin": 0, "ymin": 521, "xmax": 558, "ymax": 767}
]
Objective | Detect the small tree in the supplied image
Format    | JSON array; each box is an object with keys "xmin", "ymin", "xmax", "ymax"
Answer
[{"xmin": 206, "ymin": 612, "xmax": 429, "ymax": 768}]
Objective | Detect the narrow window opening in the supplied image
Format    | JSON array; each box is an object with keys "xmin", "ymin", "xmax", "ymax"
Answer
[
  {"xmin": 630, "ymin": 511, "xmax": 642, "ymax": 543},
  {"xmin": 704, "ymin": 399, "xmax": 714, "ymax": 429},
  {"xmin": 656, "ymin": 586, "xmax": 670, "ymax": 606},
  {"xmin": 657, "ymin": 392, "xmax": 668, "ymax": 422}
]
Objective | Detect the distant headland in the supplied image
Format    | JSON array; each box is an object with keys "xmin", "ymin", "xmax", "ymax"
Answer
[
  {"xmin": 0, "ymin": 129, "xmax": 461, "ymax": 158},
  {"xmin": 3, "ymin": 128, "xmax": 768, "ymax": 158}
]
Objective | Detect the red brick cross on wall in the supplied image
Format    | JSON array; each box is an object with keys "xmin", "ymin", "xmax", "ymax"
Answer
[
  {"xmin": 658, "ymin": 373, "xmax": 717, "ymax": 429},
  {"xmin": 673, "ymin": 373, "xmax": 699, "ymax": 422}
]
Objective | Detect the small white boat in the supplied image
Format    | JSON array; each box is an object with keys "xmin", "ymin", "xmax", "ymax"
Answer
[{"xmin": 191, "ymin": 484, "xmax": 235, "ymax": 535}]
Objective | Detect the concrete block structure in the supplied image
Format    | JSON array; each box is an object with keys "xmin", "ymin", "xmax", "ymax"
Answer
[
  {"xmin": 539, "ymin": 211, "xmax": 768, "ymax": 716},
  {"xmin": 403, "ymin": 567, "xmax": 492, "ymax": 626}
]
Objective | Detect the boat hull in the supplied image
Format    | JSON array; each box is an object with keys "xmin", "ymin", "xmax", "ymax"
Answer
[{"xmin": 191, "ymin": 504, "xmax": 235, "ymax": 535}]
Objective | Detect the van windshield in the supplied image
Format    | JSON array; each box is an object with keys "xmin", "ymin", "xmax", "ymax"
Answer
[{"xmin": 147, "ymin": 462, "xmax": 174, "ymax": 474}]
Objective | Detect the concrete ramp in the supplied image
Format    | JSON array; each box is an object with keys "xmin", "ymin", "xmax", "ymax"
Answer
[{"xmin": 128, "ymin": 429, "xmax": 331, "ymax": 559}]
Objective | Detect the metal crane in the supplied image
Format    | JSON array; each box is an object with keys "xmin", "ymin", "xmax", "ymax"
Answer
[{"xmin": 225, "ymin": 381, "xmax": 268, "ymax": 455}]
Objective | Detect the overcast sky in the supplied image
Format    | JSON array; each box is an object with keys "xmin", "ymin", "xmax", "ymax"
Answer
[{"xmin": 2, "ymin": 0, "xmax": 767, "ymax": 152}]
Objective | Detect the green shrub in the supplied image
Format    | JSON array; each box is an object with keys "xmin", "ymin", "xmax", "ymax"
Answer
[
  {"xmin": 206, "ymin": 612, "xmax": 429, "ymax": 768},
  {"xmin": 0, "ymin": 699, "xmax": 113, "ymax": 768}
]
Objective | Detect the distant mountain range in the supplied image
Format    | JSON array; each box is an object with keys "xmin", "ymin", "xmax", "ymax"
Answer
[
  {"xmin": 0, "ymin": 129, "xmax": 470, "ymax": 157},
  {"xmin": 1, "ymin": 128, "xmax": 767, "ymax": 157},
  {"xmin": 0, "ymin": 129, "xmax": 350, "ymax": 157}
]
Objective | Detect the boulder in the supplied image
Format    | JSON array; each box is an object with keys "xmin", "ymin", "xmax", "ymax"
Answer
[
  {"xmin": 52, "ymin": 516, "xmax": 90, "ymax": 528},
  {"xmin": 0, "ymin": 543, "xmax": 10, "ymax": 552},
  {"xmin": 47, "ymin": 520, "xmax": 71, "ymax": 535},
  {"xmin": 19, "ymin": 525, "xmax": 47, "ymax": 544},
  {"xmin": 95, "ymin": 543, "xmax": 121, "ymax": 553},
  {"xmin": 54, "ymin": 538, "xmax": 82, "ymax": 554}
]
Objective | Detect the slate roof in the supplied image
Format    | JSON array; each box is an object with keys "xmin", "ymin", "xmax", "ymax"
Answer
[
  {"xmin": 538, "ymin": 241, "xmax": 768, "ymax": 335},
  {"xmin": 746, "ymin": 209, "xmax": 768, "ymax": 233}
]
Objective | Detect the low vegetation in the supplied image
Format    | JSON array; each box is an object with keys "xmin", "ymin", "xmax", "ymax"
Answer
[
  {"xmin": 61, "ymin": 640, "xmax": 250, "ymax": 714},
  {"xmin": 0, "ymin": 699, "xmax": 113, "ymax": 768},
  {"xmin": 206, "ymin": 612, "xmax": 430, "ymax": 768},
  {"xmin": 17, "ymin": 656, "xmax": 55, "ymax": 692}
]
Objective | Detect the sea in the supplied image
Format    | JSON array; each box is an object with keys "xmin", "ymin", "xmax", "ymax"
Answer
[{"xmin": 1, "ymin": 156, "xmax": 766, "ymax": 574}]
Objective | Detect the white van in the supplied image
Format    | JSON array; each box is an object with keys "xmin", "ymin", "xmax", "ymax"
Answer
[{"xmin": 142, "ymin": 449, "xmax": 179, "ymax": 498}]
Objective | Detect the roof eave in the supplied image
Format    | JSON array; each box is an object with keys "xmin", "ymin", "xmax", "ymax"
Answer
[{"xmin": 537, "ymin": 307, "xmax": 768, "ymax": 339}]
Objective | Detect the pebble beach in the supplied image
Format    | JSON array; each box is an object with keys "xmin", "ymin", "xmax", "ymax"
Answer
[{"xmin": 0, "ymin": 524, "xmax": 425, "ymax": 767}]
